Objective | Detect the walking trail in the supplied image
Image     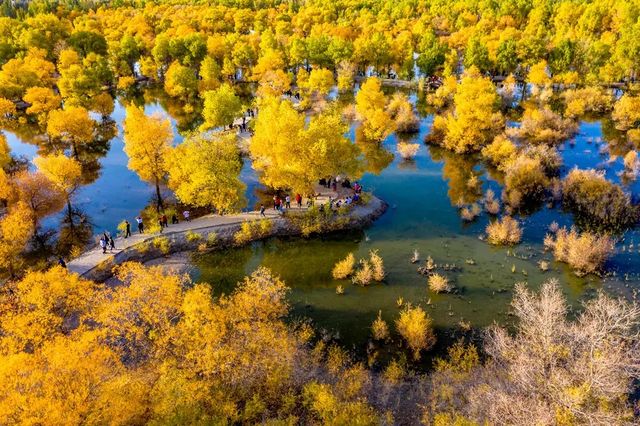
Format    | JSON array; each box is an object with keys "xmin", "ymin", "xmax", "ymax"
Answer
[{"xmin": 68, "ymin": 190, "xmax": 340, "ymax": 277}]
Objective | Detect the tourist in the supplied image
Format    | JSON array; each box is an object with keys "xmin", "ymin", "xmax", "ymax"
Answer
[
  {"xmin": 136, "ymin": 216, "xmax": 144, "ymax": 234},
  {"xmin": 124, "ymin": 220, "xmax": 131, "ymax": 238},
  {"xmin": 273, "ymin": 195, "xmax": 278, "ymax": 210},
  {"xmin": 161, "ymin": 214, "xmax": 168, "ymax": 228},
  {"xmin": 285, "ymin": 195, "xmax": 291, "ymax": 208},
  {"xmin": 171, "ymin": 214, "xmax": 178, "ymax": 224},
  {"xmin": 109, "ymin": 236, "xmax": 115, "ymax": 251},
  {"xmin": 183, "ymin": 210, "xmax": 190, "ymax": 222},
  {"xmin": 158, "ymin": 218, "xmax": 164, "ymax": 233},
  {"xmin": 260, "ymin": 204, "xmax": 266, "ymax": 216},
  {"xmin": 296, "ymin": 193, "xmax": 302, "ymax": 208},
  {"xmin": 58, "ymin": 257, "xmax": 66, "ymax": 268},
  {"xmin": 103, "ymin": 231, "xmax": 109, "ymax": 243},
  {"xmin": 99, "ymin": 237, "xmax": 107, "ymax": 254}
]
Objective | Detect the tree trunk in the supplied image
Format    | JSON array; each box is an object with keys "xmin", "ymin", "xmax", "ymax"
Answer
[
  {"xmin": 155, "ymin": 178, "xmax": 164, "ymax": 212},
  {"xmin": 66, "ymin": 198, "xmax": 74, "ymax": 231}
]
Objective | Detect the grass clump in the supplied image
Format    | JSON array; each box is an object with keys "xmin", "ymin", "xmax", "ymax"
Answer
[
  {"xmin": 544, "ymin": 227, "xmax": 615, "ymax": 276},
  {"xmin": 562, "ymin": 168, "xmax": 637, "ymax": 232},
  {"xmin": 428, "ymin": 273, "xmax": 453, "ymax": 293},
  {"xmin": 395, "ymin": 304, "xmax": 436, "ymax": 360},
  {"xmin": 486, "ymin": 216, "xmax": 522, "ymax": 245},
  {"xmin": 332, "ymin": 253, "xmax": 356, "ymax": 279}
]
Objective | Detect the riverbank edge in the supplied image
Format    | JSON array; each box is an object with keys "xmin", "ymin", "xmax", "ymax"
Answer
[{"xmin": 82, "ymin": 196, "xmax": 388, "ymax": 282}]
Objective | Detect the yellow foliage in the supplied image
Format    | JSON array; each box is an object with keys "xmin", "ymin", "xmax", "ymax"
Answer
[
  {"xmin": 123, "ymin": 105, "xmax": 173, "ymax": 200},
  {"xmin": 167, "ymin": 133, "xmax": 245, "ymax": 212},
  {"xmin": 440, "ymin": 68, "xmax": 504, "ymax": 153},
  {"xmin": 395, "ymin": 304, "xmax": 436, "ymax": 360},
  {"xmin": 23, "ymin": 86, "xmax": 61, "ymax": 120},
  {"xmin": 46, "ymin": 106, "xmax": 96, "ymax": 155},
  {"xmin": 250, "ymin": 97, "xmax": 362, "ymax": 193},
  {"xmin": 486, "ymin": 216, "xmax": 522, "ymax": 245},
  {"xmin": 0, "ymin": 202, "xmax": 33, "ymax": 277},
  {"xmin": 332, "ymin": 252, "xmax": 355, "ymax": 279},
  {"xmin": 371, "ymin": 310, "xmax": 389, "ymax": 340},
  {"xmin": 33, "ymin": 154, "xmax": 83, "ymax": 197}
]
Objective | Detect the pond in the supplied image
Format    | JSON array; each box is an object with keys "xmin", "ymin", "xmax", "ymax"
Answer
[{"xmin": 5, "ymin": 86, "xmax": 640, "ymax": 356}]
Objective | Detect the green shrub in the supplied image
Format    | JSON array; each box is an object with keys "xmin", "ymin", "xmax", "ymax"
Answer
[{"xmin": 233, "ymin": 219, "xmax": 273, "ymax": 245}]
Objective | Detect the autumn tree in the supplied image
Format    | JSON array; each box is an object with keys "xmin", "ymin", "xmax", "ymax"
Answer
[
  {"xmin": 355, "ymin": 77, "xmax": 395, "ymax": 142},
  {"xmin": 250, "ymin": 97, "xmax": 362, "ymax": 193},
  {"xmin": 13, "ymin": 170, "xmax": 64, "ymax": 245},
  {"xmin": 432, "ymin": 67, "xmax": 504, "ymax": 153},
  {"xmin": 122, "ymin": 105, "xmax": 173, "ymax": 210},
  {"xmin": 167, "ymin": 133, "xmax": 245, "ymax": 212},
  {"xmin": 23, "ymin": 86, "xmax": 61, "ymax": 124},
  {"xmin": 46, "ymin": 106, "xmax": 96, "ymax": 158},
  {"xmin": 164, "ymin": 61, "xmax": 197, "ymax": 99},
  {"xmin": 0, "ymin": 202, "xmax": 33, "ymax": 278},
  {"xmin": 33, "ymin": 154, "xmax": 83, "ymax": 228},
  {"xmin": 395, "ymin": 304, "xmax": 436, "ymax": 360},
  {"xmin": 201, "ymin": 83, "xmax": 243, "ymax": 130}
]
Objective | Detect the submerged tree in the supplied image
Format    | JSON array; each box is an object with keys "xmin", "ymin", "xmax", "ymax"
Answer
[{"xmin": 33, "ymin": 154, "xmax": 82, "ymax": 229}]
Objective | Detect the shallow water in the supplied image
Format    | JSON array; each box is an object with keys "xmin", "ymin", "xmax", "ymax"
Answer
[
  {"xmin": 193, "ymin": 116, "xmax": 639, "ymax": 352},
  {"xmin": 5, "ymin": 88, "xmax": 640, "ymax": 353}
]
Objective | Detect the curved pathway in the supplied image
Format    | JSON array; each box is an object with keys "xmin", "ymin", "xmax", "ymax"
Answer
[{"xmin": 68, "ymin": 191, "xmax": 340, "ymax": 277}]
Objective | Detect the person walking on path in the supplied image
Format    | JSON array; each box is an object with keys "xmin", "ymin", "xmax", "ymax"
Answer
[
  {"xmin": 161, "ymin": 214, "xmax": 168, "ymax": 228},
  {"xmin": 58, "ymin": 257, "xmax": 66, "ymax": 268},
  {"xmin": 99, "ymin": 237, "xmax": 107, "ymax": 254},
  {"xmin": 136, "ymin": 216, "xmax": 144, "ymax": 234},
  {"xmin": 273, "ymin": 195, "xmax": 278, "ymax": 210},
  {"xmin": 183, "ymin": 210, "xmax": 190, "ymax": 222},
  {"xmin": 158, "ymin": 217, "xmax": 164, "ymax": 233},
  {"xmin": 296, "ymin": 193, "xmax": 302, "ymax": 208},
  {"xmin": 171, "ymin": 213, "xmax": 178, "ymax": 224},
  {"xmin": 103, "ymin": 231, "xmax": 109, "ymax": 243},
  {"xmin": 285, "ymin": 195, "xmax": 291, "ymax": 209},
  {"xmin": 124, "ymin": 220, "xmax": 131, "ymax": 238},
  {"xmin": 109, "ymin": 236, "xmax": 115, "ymax": 251},
  {"xmin": 260, "ymin": 204, "xmax": 266, "ymax": 217}
]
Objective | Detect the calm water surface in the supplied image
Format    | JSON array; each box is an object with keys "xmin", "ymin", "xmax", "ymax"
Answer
[{"xmin": 6, "ymin": 90, "xmax": 640, "ymax": 353}]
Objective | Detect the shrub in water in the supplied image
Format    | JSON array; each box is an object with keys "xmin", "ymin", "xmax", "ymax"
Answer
[
  {"xmin": 562, "ymin": 168, "xmax": 637, "ymax": 232},
  {"xmin": 481, "ymin": 134, "xmax": 517, "ymax": 171},
  {"xmin": 428, "ymin": 273, "xmax": 453, "ymax": 293},
  {"xmin": 484, "ymin": 189, "xmax": 500, "ymax": 215},
  {"xmin": 352, "ymin": 259, "xmax": 373, "ymax": 286},
  {"xmin": 544, "ymin": 227, "xmax": 614, "ymax": 276},
  {"xmin": 332, "ymin": 253, "xmax": 355, "ymax": 279},
  {"xmin": 371, "ymin": 310, "xmax": 389, "ymax": 340},
  {"xmin": 369, "ymin": 250, "xmax": 385, "ymax": 281},
  {"xmin": 396, "ymin": 142, "xmax": 420, "ymax": 160},
  {"xmin": 486, "ymin": 216, "xmax": 522, "ymax": 245},
  {"xmin": 504, "ymin": 156, "xmax": 549, "ymax": 208}
]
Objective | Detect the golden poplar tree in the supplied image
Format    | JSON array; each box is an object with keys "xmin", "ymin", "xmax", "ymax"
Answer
[
  {"xmin": 46, "ymin": 106, "xmax": 96, "ymax": 158},
  {"xmin": 122, "ymin": 105, "xmax": 173, "ymax": 210},
  {"xmin": 250, "ymin": 97, "xmax": 363, "ymax": 193},
  {"xmin": 167, "ymin": 133, "xmax": 246, "ymax": 213},
  {"xmin": 33, "ymin": 154, "xmax": 83, "ymax": 227}
]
